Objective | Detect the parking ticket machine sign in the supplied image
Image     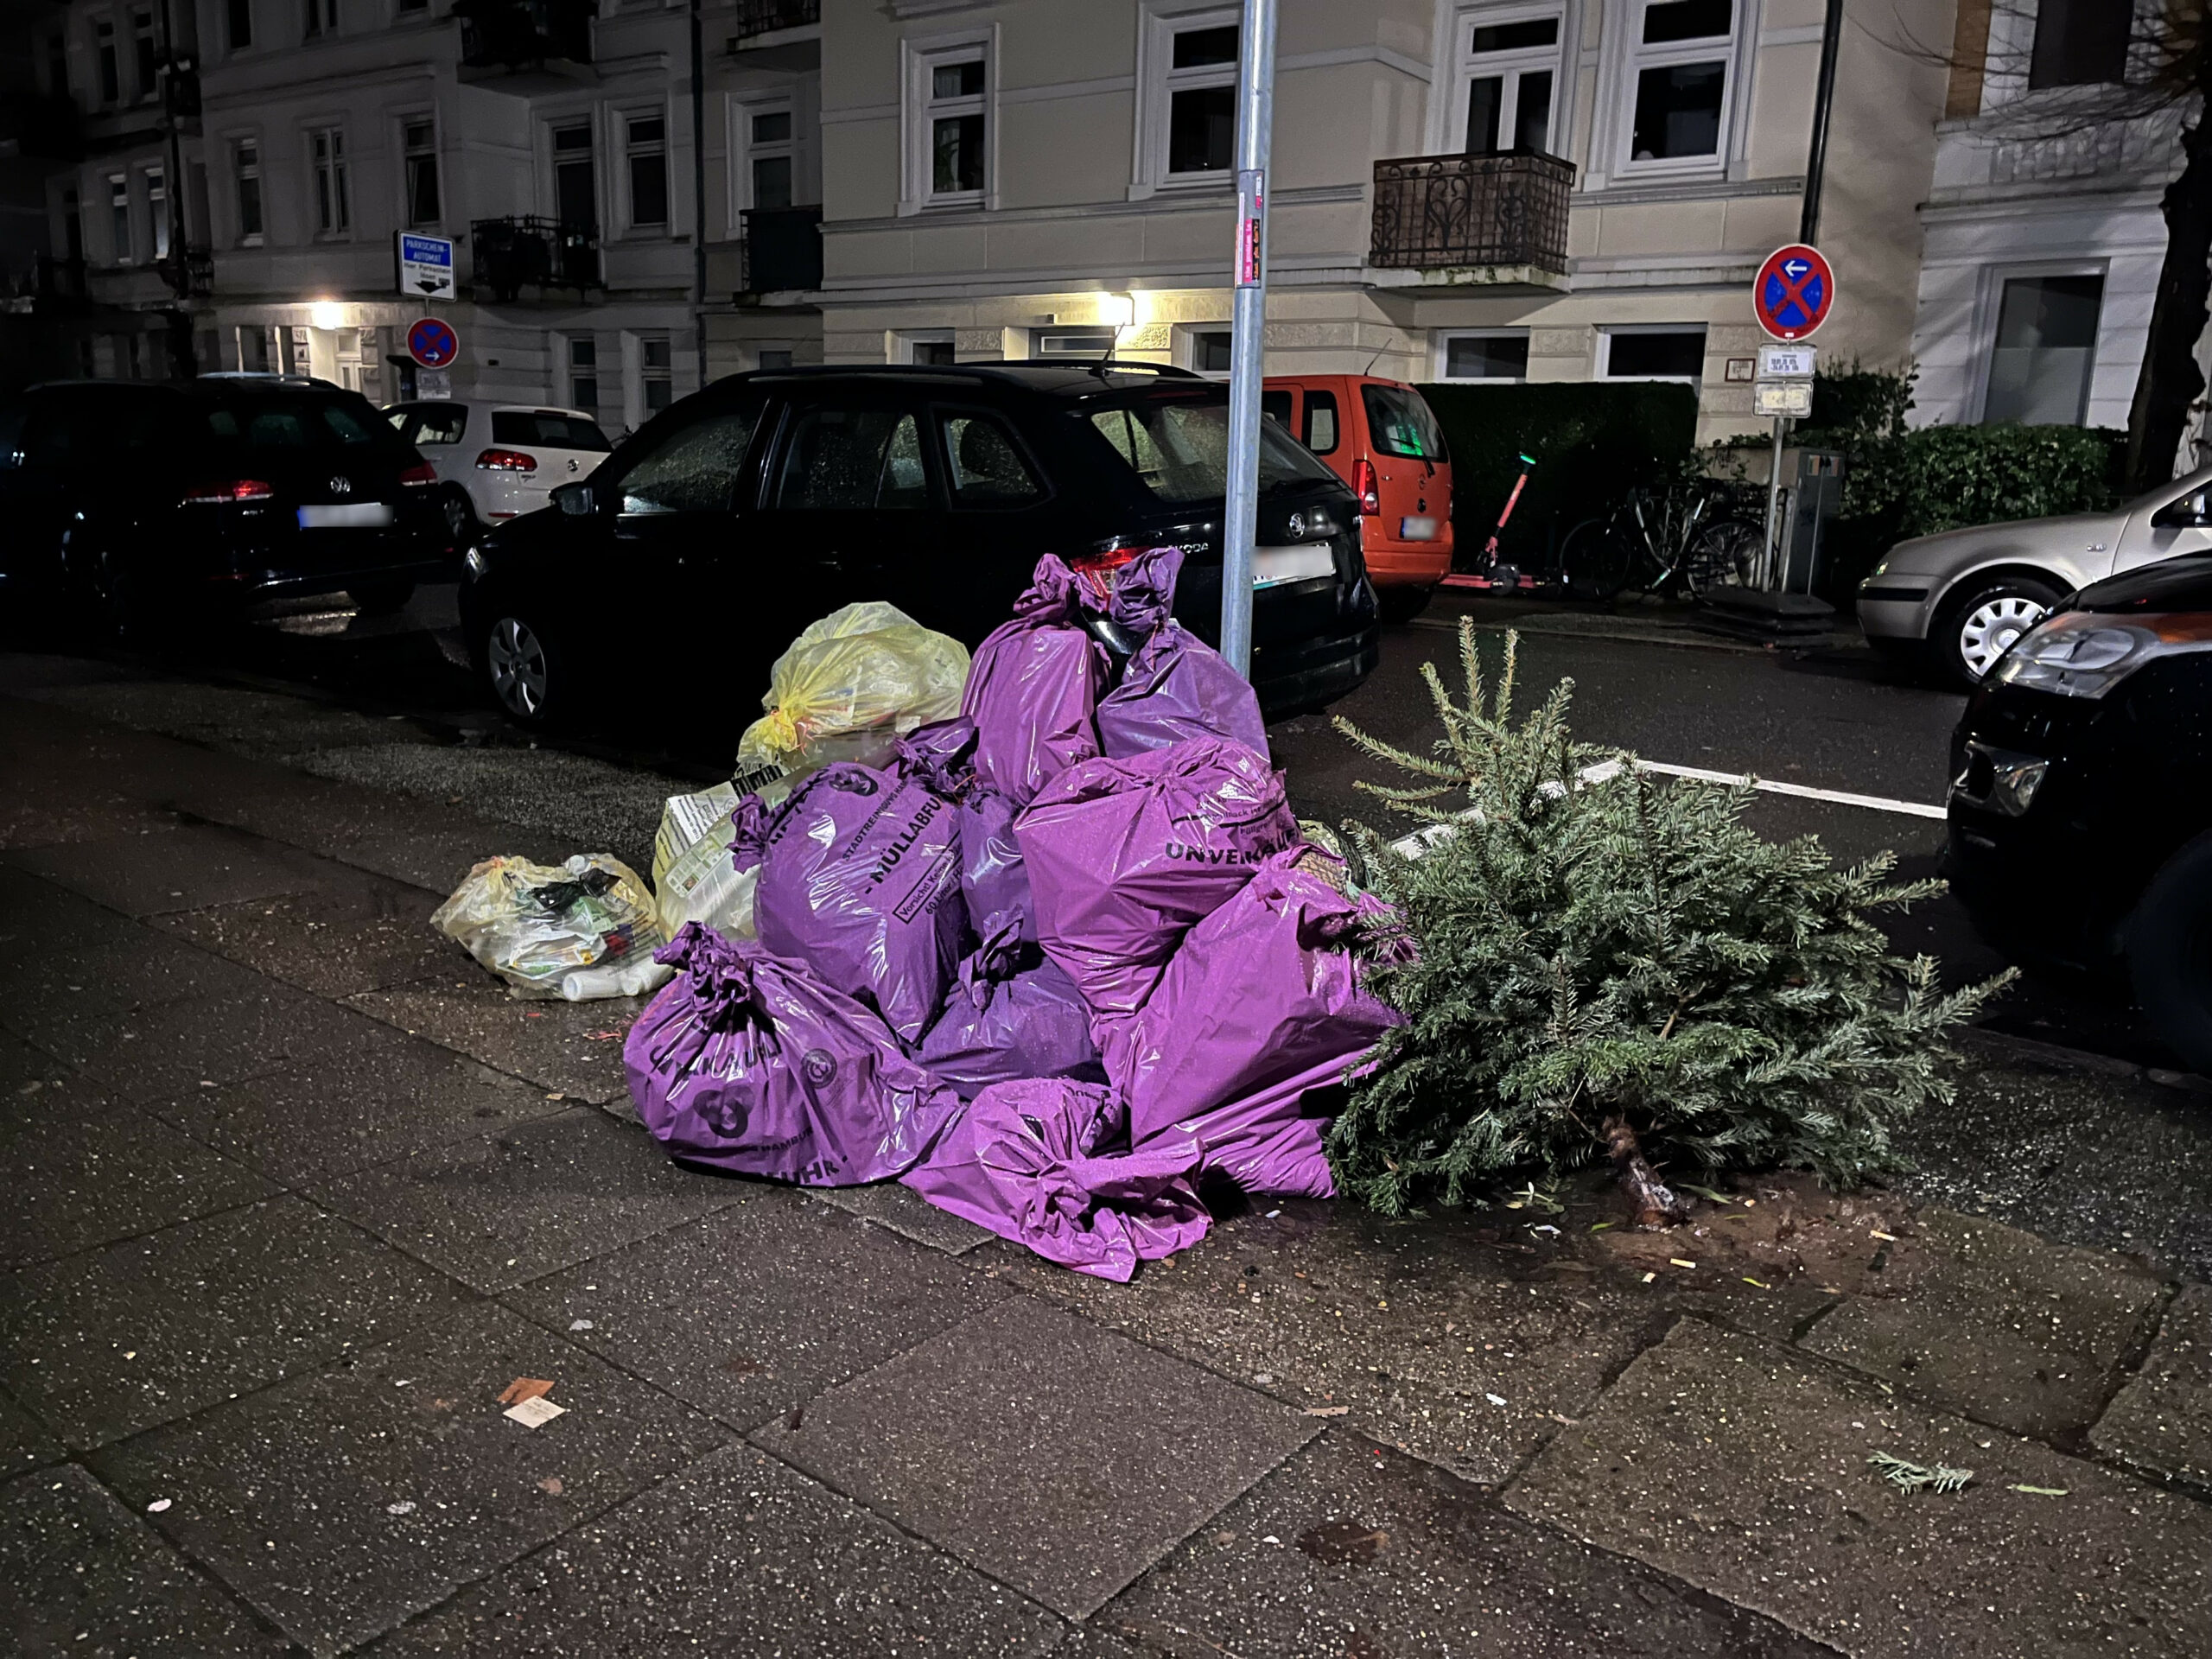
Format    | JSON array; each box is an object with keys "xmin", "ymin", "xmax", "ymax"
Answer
[
  {"xmin": 1753, "ymin": 245, "xmax": 1834, "ymax": 341},
  {"xmin": 397, "ymin": 232, "xmax": 455, "ymax": 300}
]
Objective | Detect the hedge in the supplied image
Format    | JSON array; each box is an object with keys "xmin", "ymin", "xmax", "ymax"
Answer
[{"xmin": 1414, "ymin": 381, "xmax": 1700, "ymax": 570}]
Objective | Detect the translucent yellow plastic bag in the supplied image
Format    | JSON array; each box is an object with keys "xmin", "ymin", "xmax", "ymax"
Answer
[
  {"xmin": 652, "ymin": 782, "xmax": 760, "ymax": 944},
  {"xmin": 432, "ymin": 854, "xmax": 668, "ymax": 1001},
  {"xmin": 734, "ymin": 602, "xmax": 969, "ymax": 788}
]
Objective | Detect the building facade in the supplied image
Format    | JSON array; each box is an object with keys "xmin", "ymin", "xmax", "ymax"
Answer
[
  {"xmin": 1910, "ymin": 0, "xmax": 2176, "ymax": 438},
  {"xmin": 16, "ymin": 0, "xmax": 1974, "ymax": 448},
  {"xmin": 806, "ymin": 0, "xmax": 1953, "ymax": 442}
]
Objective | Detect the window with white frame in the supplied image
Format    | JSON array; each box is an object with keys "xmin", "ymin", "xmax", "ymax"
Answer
[
  {"xmin": 567, "ymin": 336, "xmax": 598, "ymax": 410},
  {"xmin": 233, "ymin": 139, "xmax": 263, "ymax": 243},
  {"xmin": 640, "ymin": 334, "xmax": 673, "ymax": 414},
  {"xmin": 1441, "ymin": 330, "xmax": 1530, "ymax": 380},
  {"xmin": 96, "ymin": 21, "xmax": 118, "ymax": 105},
  {"xmin": 303, "ymin": 0, "xmax": 336, "ymax": 37},
  {"xmin": 1456, "ymin": 9, "xmax": 1561, "ymax": 156},
  {"xmin": 146, "ymin": 164, "xmax": 168, "ymax": 259},
  {"xmin": 130, "ymin": 9, "xmax": 157, "ymax": 101},
  {"xmin": 912, "ymin": 44, "xmax": 988, "ymax": 207},
  {"xmin": 746, "ymin": 105, "xmax": 795, "ymax": 210},
  {"xmin": 1984, "ymin": 274, "xmax": 2104, "ymax": 426},
  {"xmin": 403, "ymin": 118, "xmax": 440, "ymax": 226},
  {"xmin": 626, "ymin": 113, "xmax": 668, "ymax": 229},
  {"xmin": 1621, "ymin": 0, "xmax": 1735, "ymax": 168},
  {"xmin": 1188, "ymin": 327, "xmax": 1232, "ymax": 374},
  {"xmin": 1601, "ymin": 325, "xmax": 1707, "ymax": 382},
  {"xmin": 310, "ymin": 125, "xmax": 349, "ymax": 235},
  {"xmin": 1164, "ymin": 19, "xmax": 1237, "ymax": 178},
  {"xmin": 906, "ymin": 332, "xmax": 955, "ymax": 365},
  {"xmin": 107, "ymin": 173, "xmax": 130, "ymax": 264}
]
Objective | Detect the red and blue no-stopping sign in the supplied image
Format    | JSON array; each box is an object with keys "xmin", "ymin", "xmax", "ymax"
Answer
[
  {"xmin": 407, "ymin": 316, "xmax": 460, "ymax": 368},
  {"xmin": 1753, "ymin": 245, "xmax": 1834, "ymax": 341}
]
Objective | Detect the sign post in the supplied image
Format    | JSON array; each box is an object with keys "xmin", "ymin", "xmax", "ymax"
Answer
[
  {"xmin": 1751, "ymin": 245, "xmax": 1834, "ymax": 588},
  {"xmin": 396, "ymin": 232, "xmax": 456, "ymax": 302},
  {"xmin": 1219, "ymin": 0, "xmax": 1278, "ymax": 680}
]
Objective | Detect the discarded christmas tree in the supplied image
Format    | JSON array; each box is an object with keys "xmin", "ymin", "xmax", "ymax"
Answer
[{"xmin": 1329, "ymin": 621, "xmax": 2009, "ymax": 1228}]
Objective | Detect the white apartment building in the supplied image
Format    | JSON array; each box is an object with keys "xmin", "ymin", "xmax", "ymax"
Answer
[
  {"xmin": 1910, "ymin": 0, "xmax": 2175, "ymax": 435},
  {"xmin": 806, "ymin": 0, "xmax": 1954, "ymax": 442}
]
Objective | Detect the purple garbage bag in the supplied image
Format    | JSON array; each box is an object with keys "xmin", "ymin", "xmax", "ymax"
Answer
[
  {"xmin": 1095, "ymin": 546, "xmax": 1269, "ymax": 760},
  {"xmin": 902, "ymin": 1078, "xmax": 1210, "ymax": 1281},
  {"xmin": 625, "ymin": 922, "xmax": 961, "ymax": 1185},
  {"xmin": 957, "ymin": 785, "xmax": 1033, "ymax": 944},
  {"xmin": 1165, "ymin": 1053, "xmax": 1349, "ymax": 1199},
  {"xmin": 1104, "ymin": 845, "xmax": 1400, "ymax": 1144},
  {"xmin": 1015, "ymin": 735, "xmax": 1296, "ymax": 1019},
  {"xmin": 753, "ymin": 758, "xmax": 966, "ymax": 1046},
  {"xmin": 918, "ymin": 921, "xmax": 1103, "ymax": 1099},
  {"xmin": 962, "ymin": 555, "xmax": 1108, "ymax": 805},
  {"xmin": 893, "ymin": 716, "xmax": 980, "ymax": 792}
]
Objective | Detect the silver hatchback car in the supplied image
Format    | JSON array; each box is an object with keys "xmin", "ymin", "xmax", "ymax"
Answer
[{"xmin": 1859, "ymin": 465, "xmax": 2212, "ymax": 685}]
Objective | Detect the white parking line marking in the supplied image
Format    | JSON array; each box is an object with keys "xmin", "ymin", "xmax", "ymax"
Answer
[{"xmin": 1630, "ymin": 761, "xmax": 1948, "ymax": 820}]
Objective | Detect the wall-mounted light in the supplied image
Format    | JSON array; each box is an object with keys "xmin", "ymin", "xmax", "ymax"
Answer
[
  {"xmin": 309, "ymin": 301, "xmax": 344, "ymax": 331},
  {"xmin": 1101, "ymin": 292, "xmax": 1136, "ymax": 330}
]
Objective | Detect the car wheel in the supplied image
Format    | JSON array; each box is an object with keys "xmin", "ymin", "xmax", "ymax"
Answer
[
  {"xmin": 2128, "ymin": 830, "xmax": 2212, "ymax": 1077},
  {"xmin": 1936, "ymin": 576, "xmax": 2062, "ymax": 687},
  {"xmin": 350, "ymin": 579, "xmax": 415, "ymax": 615},
  {"xmin": 1376, "ymin": 584, "xmax": 1435, "ymax": 624},
  {"xmin": 481, "ymin": 611, "xmax": 562, "ymax": 725},
  {"xmin": 443, "ymin": 489, "xmax": 479, "ymax": 547}
]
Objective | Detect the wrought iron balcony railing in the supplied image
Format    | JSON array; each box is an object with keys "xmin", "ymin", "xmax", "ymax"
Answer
[
  {"xmin": 739, "ymin": 207, "xmax": 822, "ymax": 295},
  {"xmin": 1369, "ymin": 149, "xmax": 1573, "ymax": 275},
  {"xmin": 734, "ymin": 0, "xmax": 817, "ymax": 39},
  {"xmin": 455, "ymin": 0, "xmax": 594, "ymax": 69},
  {"xmin": 471, "ymin": 216, "xmax": 601, "ymax": 300},
  {"xmin": 155, "ymin": 242, "xmax": 214, "ymax": 298}
]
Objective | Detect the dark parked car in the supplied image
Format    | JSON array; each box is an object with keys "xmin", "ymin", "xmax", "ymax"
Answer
[
  {"xmin": 458, "ymin": 363, "xmax": 1378, "ymax": 725},
  {"xmin": 0, "ymin": 378, "xmax": 455, "ymax": 634},
  {"xmin": 1946, "ymin": 552, "xmax": 2212, "ymax": 1070}
]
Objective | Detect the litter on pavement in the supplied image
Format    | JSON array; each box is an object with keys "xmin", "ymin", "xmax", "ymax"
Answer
[{"xmin": 433, "ymin": 854, "xmax": 668, "ymax": 1001}]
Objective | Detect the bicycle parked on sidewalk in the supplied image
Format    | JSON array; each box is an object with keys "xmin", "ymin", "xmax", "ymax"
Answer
[{"xmin": 1558, "ymin": 480, "xmax": 1767, "ymax": 603}]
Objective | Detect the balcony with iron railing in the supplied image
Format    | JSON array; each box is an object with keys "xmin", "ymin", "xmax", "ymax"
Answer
[
  {"xmin": 1369, "ymin": 149, "xmax": 1573, "ymax": 284},
  {"xmin": 455, "ymin": 0, "xmax": 594, "ymax": 73},
  {"xmin": 737, "ymin": 207, "xmax": 822, "ymax": 296},
  {"xmin": 471, "ymin": 216, "xmax": 602, "ymax": 300},
  {"xmin": 156, "ymin": 243, "xmax": 214, "ymax": 300},
  {"xmin": 734, "ymin": 0, "xmax": 817, "ymax": 41}
]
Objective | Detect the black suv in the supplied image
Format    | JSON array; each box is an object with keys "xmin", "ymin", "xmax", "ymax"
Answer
[
  {"xmin": 1947, "ymin": 551, "xmax": 2212, "ymax": 1071},
  {"xmin": 459, "ymin": 363, "xmax": 1378, "ymax": 724},
  {"xmin": 0, "ymin": 377, "xmax": 455, "ymax": 633}
]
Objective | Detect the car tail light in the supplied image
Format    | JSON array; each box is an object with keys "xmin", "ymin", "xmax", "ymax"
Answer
[
  {"xmin": 181, "ymin": 479, "xmax": 276, "ymax": 505},
  {"xmin": 1352, "ymin": 458, "xmax": 1380, "ymax": 516},
  {"xmin": 1069, "ymin": 541, "xmax": 1143, "ymax": 601},
  {"xmin": 398, "ymin": 461, "xmax": 437, "ymax": 487},
  {"xmin": 475, "ymin": 448, "xmax": 537, "ymax": 473}
]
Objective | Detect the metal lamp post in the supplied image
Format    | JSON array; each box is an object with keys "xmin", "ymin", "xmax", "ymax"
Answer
[{"xmin": 1218, "ymin": 0, "xmax": 1278, "ymax": 679}]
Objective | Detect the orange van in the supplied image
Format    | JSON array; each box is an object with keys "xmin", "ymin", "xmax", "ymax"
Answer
[{"xmin": 1263, "ymin": 374, "xmax": 1453, "ymax": 620}]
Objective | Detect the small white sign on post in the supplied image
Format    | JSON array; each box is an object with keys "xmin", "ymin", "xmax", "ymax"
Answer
[
  {"xmin": 415, "ymin": 367, "xmax": 453, "ymax": 400},
  {"xmin": 1754, "ymin": 380, "xmax": 1813, "ymax": 417},
  {"xmin": 397, "ymin": 232, "xmax": 455, "ymax": 301},
  {"xmin": 1756, "ymin": 344, "xmax": 1817, "ymax": 381}
]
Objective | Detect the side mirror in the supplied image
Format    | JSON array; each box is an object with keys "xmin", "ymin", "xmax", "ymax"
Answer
[
  {"xmin": 2153, "ymin": 488, "xmax": 2212, "ymax": 530},
  {"xmin": 552, "ymin": 481, "xmax": 594, "ymax": 517}
]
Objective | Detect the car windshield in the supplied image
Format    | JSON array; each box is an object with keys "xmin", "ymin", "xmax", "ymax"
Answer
[
  {"xmin": 492, "ymin": 410, "xmax": 612, "ymax": 452},
  {"xmin": 1086, "ymin": 392, "xmax": 1338, "ymax": 504},
  {"xmin": 1360, "ymin": 383, "xmax": 1448, "ymax": 462},
  {"xmin": 204, "ymin": 396, "xmax": 403, "ymax": 452}
]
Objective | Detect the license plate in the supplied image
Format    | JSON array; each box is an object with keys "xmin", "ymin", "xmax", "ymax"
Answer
[
  {"xmin": 1253, "ymin": 545, "xmax": 1334, "ymax": 588},
  {"xmin": 296, "ymin": 503, "xmax": 394, "ymax": 529},
  {"xmin": 1399, "ymin": 516, "xmax": 1439, "ymax": 541}
]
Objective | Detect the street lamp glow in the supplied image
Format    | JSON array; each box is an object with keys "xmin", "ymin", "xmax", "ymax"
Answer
[
  {"xmin": 1101, "ymin": 292, "xmax": 1136, "ymax": 330},
  {"xmin": 309, "ymin": 301, "xmax": 344, "ymax": 331}
]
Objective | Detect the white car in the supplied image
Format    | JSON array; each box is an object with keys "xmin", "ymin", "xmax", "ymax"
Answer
[
  {"xmin": 1859, "ymin": 464, "xmax": 2212, "ymax": 686},
  {"xmin": 384, "ymin": 402, "xmax": 612, "ymax": 542}
]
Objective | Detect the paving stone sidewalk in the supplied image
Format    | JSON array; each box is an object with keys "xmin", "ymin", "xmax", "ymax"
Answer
[{"xmin": 3, "ymin": 679, "xmax": 2210, "ymax": 1656}]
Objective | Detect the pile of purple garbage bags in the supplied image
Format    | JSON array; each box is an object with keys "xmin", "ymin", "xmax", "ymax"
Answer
[{"xmin": 623, "ymin": 547, "xmax": 1402, "ymax": 1281}]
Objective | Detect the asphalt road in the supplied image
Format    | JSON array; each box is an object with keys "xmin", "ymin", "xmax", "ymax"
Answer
[{"xmin": 14, "ymin": 580, "xmax": 2183, "ymax": 1070}]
